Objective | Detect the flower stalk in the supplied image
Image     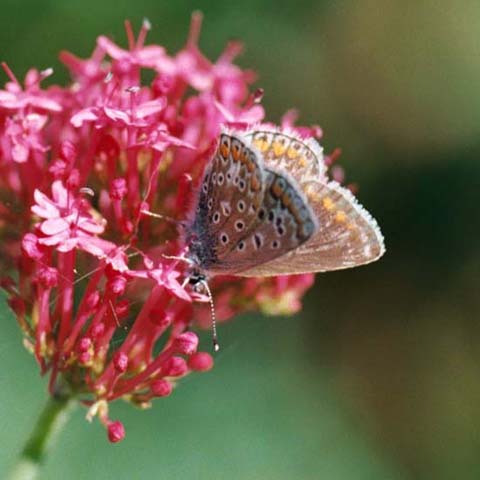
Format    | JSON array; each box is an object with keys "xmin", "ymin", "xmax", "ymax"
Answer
[{"xmin": 8, "ymin": 394, "xmax": 74, "ymax": 480}]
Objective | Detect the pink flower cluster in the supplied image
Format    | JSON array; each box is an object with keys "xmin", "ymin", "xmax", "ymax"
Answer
[{"xmin": 0, "ymin": 14, "xmax": 326, "ymax": 442}]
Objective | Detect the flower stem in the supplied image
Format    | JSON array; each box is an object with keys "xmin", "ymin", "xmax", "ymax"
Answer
[{"xmin": 7, "ymin": 394, "xmax": 74, "ymax": 480}]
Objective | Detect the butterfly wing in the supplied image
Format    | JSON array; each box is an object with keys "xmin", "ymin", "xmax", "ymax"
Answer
[
  {"xmin": 204, "ymin": 168, "xmax": 318, "ymax": 275},
  {"xmin": 187, "ymin": 132, "xmax": 266, "ymax": 267},
  {"xmin": 245, "ymin": 128, "xmax": 327, "ymax": 186},
  {"xmin": 236, "ymin": 180, "xmax": 385, "ymax": 277}
]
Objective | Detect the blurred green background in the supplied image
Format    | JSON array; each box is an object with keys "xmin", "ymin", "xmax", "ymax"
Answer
[{"xmin": 1, "ymin": 1, "xmax": 480, "ymax": 479}]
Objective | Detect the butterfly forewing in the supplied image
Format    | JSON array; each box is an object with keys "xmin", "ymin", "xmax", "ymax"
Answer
[
  {"xmin": 237, "ymin": 180, "xmax": 385, "ymax": 276},
  {"xmin": 189, "ymin": 132, "xmax": 266, "ymax": 266}
]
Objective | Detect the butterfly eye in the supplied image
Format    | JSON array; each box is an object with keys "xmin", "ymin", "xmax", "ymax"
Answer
[
  {"xmin": 237, "ymin": 241, "xmax": 245, "ymax": 251},
  {"xmin": 271, "ymin": 240, "xmax": 280, "ymax": 249},
  {"xmin": 237, "ymin": 200, "xmax": 246, "ymax": 212},
  {"xmin": 213, "ymin": 212, "xmax": 221, "ymax": 224},
  {"xmin": 217, "ymin": 173, "xmax": 224, "ymax": 185}
]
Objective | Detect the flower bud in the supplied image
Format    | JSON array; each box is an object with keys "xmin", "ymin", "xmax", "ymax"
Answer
[
  {"xmin": 22, "ymin": 233, "xmax": 43, "ymax": 260},
  {"xmin": 151, "ymin": 379, "xmax": 173, "ymax": 397},
  {"xmin": 115, "ymin": 300, "xmax": 130, "ymax": 319},
  {"xmin": 109, "ymin": 178, "xmax": 127, "ymax": 200},
  {"xmin": 66, "ymin": 169, "xmax": 80, "ymax": 189},
  {"xmin": 36, "ymin": 267, "xmax": 59, "ymax": 289},
  {"xmin": 173, "ymin": 331, "xmax": 198, "ymax": 355},
  {"xmin": 78, "ymin": 351, "xmax": 91, "ymax": 365},
  {"xmin": 48, "ymin": 159, "xmax": 67, "ymax": 179},
  {"xmin": 77, "ymin": 336, "xmax": 92, "ymax": 353},
  {"xmin": 107, "ymin": 421, "xmax": 125, "ymax": 443},
  {"xmin": 113, "ymin": 351, "xmax": 128, "ymax": 373},
  {"xmin": 188, "ymin": 352, "xmax": 214, "ymax": 372},
  {"xmin": 86, "ymin": 291, "xmax": 101, "ymax": 311},
  {"xmin": 107, "ymin": 275, "xmax": 127, "ymax": 296},
  {"xmin": 60, "ymin": 140, "xmax": 77, "ymax": 163},
  {"xmin": 162, "ymin": 357, "xmax": 188, "ymax": 377},
  {"xmin": 91, "ymin": 322, "xmax": 105, "ymax": 339}
]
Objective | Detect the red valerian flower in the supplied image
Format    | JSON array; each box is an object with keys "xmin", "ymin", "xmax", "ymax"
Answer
[{"xmin": 0, "ymin": 14, "xmax": 335, "ymax": 442}]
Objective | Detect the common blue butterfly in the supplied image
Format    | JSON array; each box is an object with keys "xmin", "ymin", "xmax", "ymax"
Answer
[{"xmin": 185, "ymin": 127, "xmax": 385, "ymax": 279}]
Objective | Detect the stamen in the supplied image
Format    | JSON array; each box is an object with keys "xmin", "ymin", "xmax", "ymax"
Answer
[
  {"xmin": 124, "ymin": 19, "xmax": 135, "ymax": 51},
  {"xmin": 136, "ymin": 18, "xmax": 151, "ymax": 49},
  {"xmin": 188, "ymin": 11, "xmax": 203, "ymax": 47},
  {"xmin": 1, "ymin": 62, "xmax": 20, "ymax": 85}
]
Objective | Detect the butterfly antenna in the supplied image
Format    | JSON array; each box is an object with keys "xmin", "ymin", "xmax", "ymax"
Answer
[
  {"xmin": 140, "ymin": 209, "xmax": 186, "ymax": 228},
  {"xmin": 200, "ymin": 279, "xmax": 219, "ymax": 352}
]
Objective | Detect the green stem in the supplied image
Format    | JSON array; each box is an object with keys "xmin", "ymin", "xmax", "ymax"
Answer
[{"xmin": 7, "ymin": 394, "xmax": 74, "ymax": 480}]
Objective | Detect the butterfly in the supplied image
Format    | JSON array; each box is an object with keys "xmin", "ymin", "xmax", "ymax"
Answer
[{"xmin": 184, "ymin": 127, "xmax": 385, "ymax": 281}]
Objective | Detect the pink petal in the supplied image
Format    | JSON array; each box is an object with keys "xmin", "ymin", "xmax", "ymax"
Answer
[
  {"xmin": 77, "ymin": 237, "xmax": 109, "ymax": 257},
  {"xmin": 38, "ymin": 231, "xmax": 69, "ymax": 246},
  {"xmin": 156, "ymin": 131, "xmax": 196, "ymax": 149},
  {"xmin": 56, "ymin": 238, "xmax": 78, "ymax": 252},
  {"xmin": 32, "ymin": 189, "xmax": 58, "ymax": 218},
  {"xmin": 11, "ymin": 143, "xmax": 29, "ymax": 163},
  {"xmin": 51, "ymin": 180, "xmax": 69, "ymax": 207},
  {"xmin": 40, "ymin": 218, "xmax": 69, "ymax": 235},
  {"xmin": 78, "ymin": 217, "xmax": 105, "ymax": 234},
  {"xmin": 167, "ymin": 278, "xmax": 192, "ymax": 302},
  {"xmin": 26, "ymin": 95, "xmax": 62, "ymax": 113},
  {"xmin": 135, "ymin": 98, "xmax": 167, "ymax": 118},
  {"xmin": 103, "ymin": 106, "xmax": 130, "ymax": 125},
  {"xmin": 25, "ymin": 113, "xmax": 48, "ymax": 132},
  {"xmin": 97, "ymin": 36, "xmax": 127, "ymax": 59},
  {"xmin": 0, "ymin": 90, "xmax": 20, "ymax": 109},
  {"xmin": 71, "ymin": 108, "xmax": 99, "ymax": 127},
  {"xmin": 136, "ymin": 46, "xmax": 166, "ymax": 64}
]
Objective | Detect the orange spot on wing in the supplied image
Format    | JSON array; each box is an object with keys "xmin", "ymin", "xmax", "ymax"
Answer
[
  {"xmin": 220, "ymin": 143, "xmax": 229, "ymax": 158},
  {"xmin": 287, "ymin": 147, "xmax": 299, "ymax": 159},
  {"xmin": 282, "ymin": 192, "xmax": 293, "ymax": 208},
  {"xmin": 322, "ymin": 196, "xmax": 335, "ymax": 211},
  {"xmin": 335, "ymin": 210, "xmax": 347, "ymax": 223},
  {"xmin": 246, "ymin": 158, "xmax": 256, "ymax": 173},
  {"xmin": 273, "ymin": 141, "xmax": 287, "ymax": 156},
  {"xmin": 271, "ymin": 182, "xmax": 284, "ymax": 198},
  {"xmin": 253, "ymin": 137, "xmax": 269, "ymax": 152},
  {"xmin": 250, "ymin": 175, "xmax": 261, "ymax": 192},
  {"xmin": 232, "ymin": 144, "xmax": 241, "ymax": 160}
]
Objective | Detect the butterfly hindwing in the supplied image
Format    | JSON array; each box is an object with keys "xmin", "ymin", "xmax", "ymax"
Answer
[
  {"xmin": 206, "ymin": 169, "xmax": 317, "ymax": 274},
  {"xmin": 237, "ymin": 180, "xmax": 385, "ymax": 276},
  {"xmin": 245, "ymin": 129, "xmax": 327, "ymax": 186}
]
